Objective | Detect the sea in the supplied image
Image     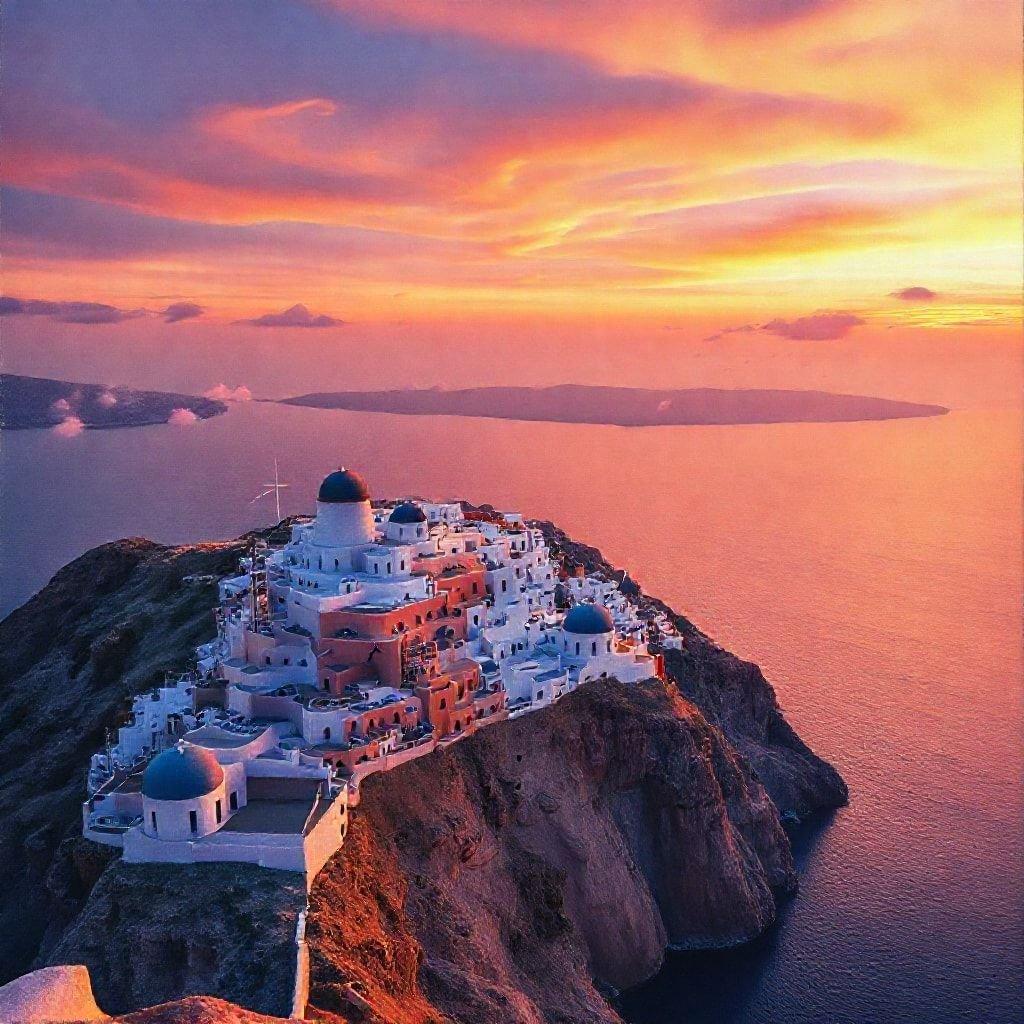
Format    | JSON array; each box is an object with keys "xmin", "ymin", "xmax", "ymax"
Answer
[{"xmin": 1, "ymin": 354, "xmax": 1021, "ymax": 1023}]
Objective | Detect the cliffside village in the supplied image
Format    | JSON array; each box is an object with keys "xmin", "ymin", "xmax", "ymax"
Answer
[{"xmin": 82, "ymin": 468, "xmax": 682, "ymax": 885}]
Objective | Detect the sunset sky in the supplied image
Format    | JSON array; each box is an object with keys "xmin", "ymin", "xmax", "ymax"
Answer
[{"xmin": 2, "ymin": 0, "xmax": 1021, "ymax": 336}]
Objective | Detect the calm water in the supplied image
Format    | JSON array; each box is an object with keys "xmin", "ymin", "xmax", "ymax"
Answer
[{"xmin": 2, "ymin": 400, "xmax": 1021, "ymax": 1024}]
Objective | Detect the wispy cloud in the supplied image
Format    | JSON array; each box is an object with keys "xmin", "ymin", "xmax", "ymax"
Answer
[
  {"xmin": 707, "ymin": 311, "xmax": 865, "ymax": 342},
  {"xmin": 0, "ymin": 1, "xmax": 1018, "ymax": 321},
  {"xmin": 0, "ymin": 294, "xmax": 207, "ymax": 325},
  {"xmin": 0, "ymin": 295, "xmax": 145, "ymax": 324}
]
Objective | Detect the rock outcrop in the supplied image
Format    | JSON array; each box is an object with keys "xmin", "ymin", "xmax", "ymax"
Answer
[
  {"xmin": 305, "ymin": 679, "xmax": 796, "ymax": 1024},
  {"xmin": 45, "ymin": 863, "xmax": 306, "ymax": 1018},
  {"xmin": 0, "ymin": 964, "xmax": 107, "ymax": 1022}
]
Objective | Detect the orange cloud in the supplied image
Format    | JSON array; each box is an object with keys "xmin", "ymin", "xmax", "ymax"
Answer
[{"xmin": 0, "ymin": 0, "xmax": 1017, "ymax": 324}]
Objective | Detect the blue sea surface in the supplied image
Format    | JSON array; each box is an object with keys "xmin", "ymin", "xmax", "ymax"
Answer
[{"xmin": 2, "ymin": 400, "xmax": 1021, "ymax": 1024}]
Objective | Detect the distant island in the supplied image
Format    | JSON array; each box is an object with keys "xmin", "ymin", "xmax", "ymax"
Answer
[
  {"xmin": 0, "ymin": 374, "xmax": 227, "ymax": 430},
  {"xmin": 278, "ymin": 384, "xmax": 949, "ymax": 426}
]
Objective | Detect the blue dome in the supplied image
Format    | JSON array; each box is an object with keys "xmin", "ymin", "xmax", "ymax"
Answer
[
  {"xmin": 563, "ymin": 603, "xmax": 614, "ymax": 634},
  {"xmin": 142, "ymin": 743, "xmax": 224, "ymax": 801},
  {"xmin": 318, "ymin": 468, "xmax": 370, "ymax": 504},
  {"xmin": 390, "ymin": 501, "xmax": 426, "ymax": 524}
]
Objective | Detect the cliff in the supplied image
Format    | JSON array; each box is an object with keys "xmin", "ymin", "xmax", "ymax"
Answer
[
  {"xmin": 45, "ymin": 862, "xmax": 306, "ymax": 1017},
  {"xmin": 533, "ymin": 518, "xmax": 848, "ymax": 818},
  {"xmin": 304, "ymin": 679, "xmax": 795, "ymax": 1024},
  {"xmin": 0, "ymin": 522, "xmax": 847, "ymax": 1021},
  {"xmin": 0, "ymin": 536, "xmax": 250, "ymax": 982}
]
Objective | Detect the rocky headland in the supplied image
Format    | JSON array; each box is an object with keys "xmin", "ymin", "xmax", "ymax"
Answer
[
  {"xmin": 278, "ymin": 384, "xmax": 948, "ymax": 427},
  {"xmin": 0, "ymin": 519, "xmax": 846, "ymax": 1022},
  {"xmin": 0, "ymin": 373, "xmax": 227, "ymax": 430}
]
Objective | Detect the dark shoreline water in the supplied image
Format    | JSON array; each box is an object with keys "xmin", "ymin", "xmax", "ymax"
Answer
[{"xmin": 618, "ymin": 814, "xmax": 838, "ymax": 1023}]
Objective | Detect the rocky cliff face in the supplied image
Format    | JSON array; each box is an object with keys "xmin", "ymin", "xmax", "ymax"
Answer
[
  {"xmin": 305, "ymin": 679, "xmax": 795, "ymax": 1024},
  {"xmin": 0, "ymin": 523, "xmax": 847, "ymax": 1023},
  {"xmin": 46, "ymin": 862, "xmax": 305, "ymax": 1017},
  {"xmin": 534, "ymin": 519, "xmax": 848, "ymax": 818},
  {"xmin": 0, "ymin": 536, "xmax": 249, "ymax": 982}
]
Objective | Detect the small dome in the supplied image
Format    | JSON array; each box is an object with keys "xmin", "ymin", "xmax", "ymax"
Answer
[
  {"xmin": 563, "ymin": 603, "xmax": 614, "ymax": 635},
  {"xmin": 390, "ymin": 501, "xmax": 426, "ymax": 524},
  {"xmin": 142, "ymin": 743, "xmax": 224, "ymax": 801},
  {"xmin": 318, "ymin": 468, "xmax": 370, "ymax": 504}
]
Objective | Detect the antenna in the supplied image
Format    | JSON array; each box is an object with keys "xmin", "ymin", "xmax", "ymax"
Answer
[{"xmin": 250, "ymin": 457, "xmax": 290, "ymax": 522}]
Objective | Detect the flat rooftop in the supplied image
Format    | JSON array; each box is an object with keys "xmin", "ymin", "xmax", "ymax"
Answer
[
  {"xmin": 185, "ymin": 724, "xmax": 270, "ymax": 749},
  {"xmin": 220, "ymin": 776, "xmax": 322, "ymax": 835}
]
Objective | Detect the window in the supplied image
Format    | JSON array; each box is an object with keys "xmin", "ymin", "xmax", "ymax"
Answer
[
  {"xmin": 189, "ymin": 810, "xmax": 198, "ymax": 835},
  {"xmin": 592, "ymin": 642, "xmax": 597, "ymax": 656},
  {"xmin": 575, "ymin": 642, "xmax": 580, "ymax": 656},
  {"xmin": 439, "ymin": 698, "xmax": 447, "ymax": 709},
  {"xmin": 472, "ymin": 582, "xmax": 479, "ymax": 594},
  {"xmin": 215, "ymin": 799, "xmax": 222, "ymax": 824},
  {"xmin": 229, "ymin": 791, "xmax": 238, "ymax": 811},
  {"xmin": 393, "ymin": 712, "xmax": 400, "ymax": 724},
  {"xmin": 537, "ymin": 690, "xmax": 544, "ymax": 701},
  {"xmin": 323, "ymin": 678, "xmax": 330, "ymax": 690},
  {"xmin": 265, "ymin": 656, "xmax": 271, "ymax": 665},
  {"xmin": 501, "ymin": 579, "xmax": 507, "ymax": 593},
  {"xmin": 324, "ymin": 727, "xmax": 331, "ymax": 740},
  {"xmin": 150, "ymin": 811, "xmax": 158, "ymax": 835}
]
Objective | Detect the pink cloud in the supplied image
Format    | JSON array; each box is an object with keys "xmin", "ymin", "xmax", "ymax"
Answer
[
  {"xmin": 96, "ymin": 390, "xmax": 118, "ymax": 408},
  {"xmin": 167, "ymin": 407, "xmax": 199, "ymax": 426},
  {"xmin": 50, "ymin": 397, "xmax": 71, "ymax": 414},
  {"xmin": 203, "ymin": 383, "xmax": 252, "ymax": 402},
  {"xmin": 52, "ymin": 416, "xmax": 85, "ymax": 437}
]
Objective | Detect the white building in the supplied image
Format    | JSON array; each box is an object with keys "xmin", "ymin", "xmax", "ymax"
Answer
[{"xmin": 81, "ymin": 467, "xmax": 663, "ymax": 882}]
